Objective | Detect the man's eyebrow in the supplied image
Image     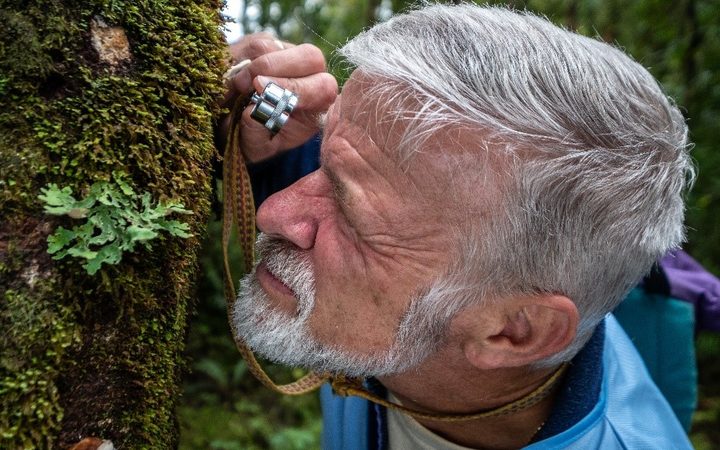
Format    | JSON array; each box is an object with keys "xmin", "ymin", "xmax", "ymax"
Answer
[{"xmin": 320, "ymin": 153, "xmax": 349, "ymax": 207}]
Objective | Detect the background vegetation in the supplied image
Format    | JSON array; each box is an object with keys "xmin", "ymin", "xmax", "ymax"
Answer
[{"xmin": 180, "ymin": 0, "xmax": 720, "ymax": 448}]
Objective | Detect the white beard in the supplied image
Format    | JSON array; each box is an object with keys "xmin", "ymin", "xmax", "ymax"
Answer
[{"xmin": 230, "ymin": 233, "xmax": 447, "ymax": 378}]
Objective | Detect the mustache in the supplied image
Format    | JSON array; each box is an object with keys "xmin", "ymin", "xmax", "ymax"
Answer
[
  {"xmin": 256, "ymin": 234, "xmax": 315, "ymax": 307},
  {"xmin": 256, "ymin": 233, "xmax": 302, "ymax": 261}
]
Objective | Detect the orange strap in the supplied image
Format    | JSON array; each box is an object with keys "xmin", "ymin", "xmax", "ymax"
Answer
[{"xmin": 222, "ymin": 95, "xmax": 328, "ymax": 395}]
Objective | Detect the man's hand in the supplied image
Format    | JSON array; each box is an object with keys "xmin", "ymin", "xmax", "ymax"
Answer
[{"xmin": 222, "ymin": 33, "xmax": 338, "ymax": 163}]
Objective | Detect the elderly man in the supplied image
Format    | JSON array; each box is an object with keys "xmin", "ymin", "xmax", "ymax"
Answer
[{"xmin": 224, "ymin": 5, "xmax": 694, "ymax": 449}]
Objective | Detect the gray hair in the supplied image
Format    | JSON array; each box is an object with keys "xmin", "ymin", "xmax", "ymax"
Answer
[{"xmin": 339, "ymin": 4, "xmax": 694, "ymax": 365}]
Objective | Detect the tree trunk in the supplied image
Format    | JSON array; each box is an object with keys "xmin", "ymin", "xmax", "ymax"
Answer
[{"xmin": 0, "ymin": 1, "xmax": 225, "ymax": 448}]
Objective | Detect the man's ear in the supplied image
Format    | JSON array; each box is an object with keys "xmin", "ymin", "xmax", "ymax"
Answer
[{"xmin": 462, "ymin": 295, "xmax": 579, "ymax": 369}]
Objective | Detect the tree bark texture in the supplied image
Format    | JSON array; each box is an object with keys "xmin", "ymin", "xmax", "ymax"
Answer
[{"xmin": 0, "ymin": 1, "xmax": 226, "ymax": 447}]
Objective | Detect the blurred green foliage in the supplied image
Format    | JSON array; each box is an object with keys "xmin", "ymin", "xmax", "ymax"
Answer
[
  {"xmin": 182, "ymin": 0, "xmax": 720, "ymax": 447},
  {"xmin": 692, "ymin": 331, "xmax": 720, "ymax": 449}
]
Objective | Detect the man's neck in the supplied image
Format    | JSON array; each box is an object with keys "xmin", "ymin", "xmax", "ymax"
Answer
[{"xmin": 378, "ymin": 350, "xmax": 564, "ymax": 449}]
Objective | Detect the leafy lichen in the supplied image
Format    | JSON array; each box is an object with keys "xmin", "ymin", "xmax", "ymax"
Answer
[{"xmin": 40, "ymin": 173, "xmax": 192, "ymax": 275}]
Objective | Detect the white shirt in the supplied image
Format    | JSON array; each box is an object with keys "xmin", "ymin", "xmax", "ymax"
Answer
[{"xmin": 386, "ymin": 392, "xmax": 475, "ymax": 450}]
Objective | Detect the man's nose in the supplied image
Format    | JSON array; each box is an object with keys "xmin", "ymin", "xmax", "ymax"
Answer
[{"xmin": 256, "ymin": 170, "xmax": 329, "ymax": 250}]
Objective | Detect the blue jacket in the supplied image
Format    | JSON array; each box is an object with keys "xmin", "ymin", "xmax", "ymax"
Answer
[{"xmin": 319, "ymin": 315, "xmax": 692, "ymax": 450}]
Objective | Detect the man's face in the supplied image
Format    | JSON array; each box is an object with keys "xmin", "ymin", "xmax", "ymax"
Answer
[{"xmin": 232, "ymin": 74, "xmax": 459, "ymax": 376}]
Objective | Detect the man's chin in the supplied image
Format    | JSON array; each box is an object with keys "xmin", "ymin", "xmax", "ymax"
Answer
[
  {"xmin": 236, "ymin": 324, "xmax": 412, "ymax": 379},
  {"xmin": 231, "ymin": 304, "xmax": 392, "ymax": 378}
]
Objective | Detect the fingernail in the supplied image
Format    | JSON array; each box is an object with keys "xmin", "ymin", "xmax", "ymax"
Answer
[
  {"xmin": 223, "ymin": 59, "xmax": 251, "ymax": 80},
  {"xmin": 274, "ymin": 39, "xmax": 285, "ymax": 50},
  {"xmin": 256, "ymin": 75, "xmax": 272, "ymax": 89}
]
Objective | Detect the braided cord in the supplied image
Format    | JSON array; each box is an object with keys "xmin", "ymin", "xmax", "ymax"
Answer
[{"xmin": 222, "ymin": 95, "xmax": 328, "ymax": 395}]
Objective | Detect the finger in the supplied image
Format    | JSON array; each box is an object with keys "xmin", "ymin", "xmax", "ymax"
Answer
[
  {"xmin": 224, "ymin": 38, "xmax": 299, "ymax": 104},
  {"xmin": 226, "ymin": 43, "xmax": 327, "ymax": 102},
  {"xmin": 239, "ymin": 37, "xmax": 296, "ymax": 60},
  {"xmin": 223, "ymin": 69, "xmax": 254, "ymax": 107},
  {"xmin": 253, "ymin": 72, "xmax": 338, "ymax": 112},
  {"xmin": 229, "ymin": 33, "xmax": 288, "ymax": 61},
  {"xmin": 239, "ymin": 107, "xmax": 322, "ymax": 163},
  {"xmin": 248, "ymin": 43, "xmax": 326, "ymax": 79},
  {"xmin": 238, "ymin": 107, "xmax": 284, "ymax": 161}
]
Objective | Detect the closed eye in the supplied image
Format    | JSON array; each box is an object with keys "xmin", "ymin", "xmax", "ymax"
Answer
[{"xmin": 323, "ymin": 166, "xmax": 350, "ymax": 210}]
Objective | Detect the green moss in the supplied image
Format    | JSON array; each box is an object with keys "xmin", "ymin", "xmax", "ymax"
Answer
[
  {"xmin": 0, "ymin": 286, "xmax": 79, "ymax": 450},
  {"xmin": 0, "ymin": 0, "xmax": 226, "ymax": 447}
]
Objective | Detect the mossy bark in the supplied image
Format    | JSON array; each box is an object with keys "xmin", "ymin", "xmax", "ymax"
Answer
[{"xmin": 0, "ymin": 1, "xmax": 226, "ymax": 448}]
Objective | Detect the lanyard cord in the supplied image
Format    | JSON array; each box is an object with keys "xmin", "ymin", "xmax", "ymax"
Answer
[
  {"xmin": 221, "ymin": 95, "xmax": 329, "ymax": 395},
  {"xmin": 221, "ymin": 95, "xmax": 568, "ymax": 421}
]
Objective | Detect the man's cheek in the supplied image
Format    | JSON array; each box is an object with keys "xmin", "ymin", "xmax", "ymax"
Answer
[{"xmin": 307, "ymin": 304, "xmax": 398, "ymax": 356}]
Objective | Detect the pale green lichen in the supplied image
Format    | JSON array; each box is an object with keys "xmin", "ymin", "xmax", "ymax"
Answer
[{"xmin": 40, "ymin": 173, "xmax": 193, "ymax": 275}]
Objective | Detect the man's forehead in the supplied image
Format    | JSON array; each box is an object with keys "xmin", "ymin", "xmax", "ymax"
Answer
[
  {"xmin": 329, "ymin": 72, "xmax": 426, "ymax": 167},
  {"xmin": 334, "ymin": 73, "xmax": 501, "ymax": 169},
  {"xmin": 320, "ymin": 98, "xmax": 387, "ymax": 172},
  {"xmin": 322, "ymin": 72, "xmax": 507, "ymax": 235},
  {"xmin": 336, "ymin": 75, "xmax": 386, "ymax": 137}
]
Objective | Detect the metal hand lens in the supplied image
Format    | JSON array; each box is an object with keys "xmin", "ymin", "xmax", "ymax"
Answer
[{"xmin": 249, "ymin": 82, "xmax": 299, "ymax": 134}]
